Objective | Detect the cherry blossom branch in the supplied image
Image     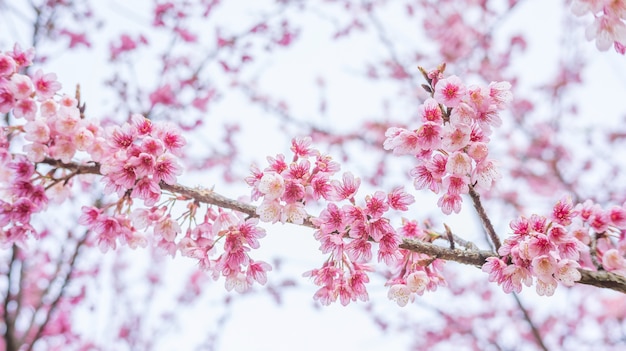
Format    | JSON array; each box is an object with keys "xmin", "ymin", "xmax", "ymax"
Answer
[
  {"xmin": 468, "ymin": 186, "xmax": 501, "ymax": 252},
  {"xmin": 40, "ymin": 158, "xmax": 317, "ymax": 229},
  {"xmin": 399, "ymin": 238, "xmax": 626, "ymax": 294},
  {"xmin": 42, "ymin": 158, "xmax": 626, "ymax": 294}
]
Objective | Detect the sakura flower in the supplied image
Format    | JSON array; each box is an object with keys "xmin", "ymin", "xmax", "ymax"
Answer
[
  {"xmin": 281, "ymin": 202, "xmax": 307, "ymax": 224},
  {"xmin": 247, "ymin": 260, "xmax": 272, "ymax": 285},
  {"xmin": 554, "ymin": 260, "xmax": 581, "ymax": 286},
  {"xmin": 608, "ymin": 204, "xmax": 626, "ymax": 229},
  {"xmin": 31, "ymin": 69, "xmax": 61, "ymax": 100},
  {"xmin": 0, "ymin": 54, "xmax": 16, "ymax": 76},
  {"xmin": 404, "ymin": 271, "xmax": 428, "ymax": 295},
  {"xmin": 154, "ymin": 215, "xmax": 181, "ymax": 242},
  {"xmin": 442, "ymin": 174, "xmax": 469, "ymax": 195},
  {"xmin": 225, "ymin": 272, "xmax": 251, "ymax": 293},
  {"xmin": 256, "ymin": 199, "xmax": 282, "ymax": 223},
  {"xmin": 535, "ymin": 277, "xmax": 557, "ymax": 296},
  {"xmin": 364, "ymin": 191, "xmax": 389, "ymax": 219},
  {"xmin": 449, "ymin": 102, "xmax": 476, "ymax": 126},
  {"xmin": 387, "ymin": 186, "xmax": 415, "ymax": 211},
  {"xmin": 601, "ymin": 249, "xmax": 626, "ymax": 275},
  {"xmin": 418, "ymin": 98, "xmax": 444, "ymax": 123},
  {"xmin": 531, "ymin": 255, "xmax": 557, "ymax": 281},
  {"xmin": 290, "ymin": 136, "xmax": 316, "ymax": 158},
  {"xmin": 388, "ymin": 284, "xmax": 413, "ymax": 307},
  {"xmin": 471, "ymin": 159, "xmax": 500, "ymax": 191},
  {"xmin": 9, "ymin": 74, "xmax": 34, "ymax": 99},
  {"xmin": 441, "ymin": 122, "xmax": 471, "ymax": 152},
  {"xmin": 131, "ymin": 177, "xmax": 161, "ymax": 206},
  {"xmin": 257, "ymin": 172, "xmax": 285, "ymax": 200},
  {"xmin": 328, "ymin": 172, "xmax": 360, "ymax": 201},
  {"xmin": 466, "ymin": 142, "xmax": 489, "ymax": 162},
  {"xmin": 9, "ymin": 43, "xmax": 34, "ymax": 68},
  {"xmin": 585, "ymin": 15, "xmax": 626, "ymax": 51},
  {"xmin": 383, "ymin": 127, "xmax": 420, "ymax": 155},
  {"xmin": 154, "ymin": 153, "xmax": 182, "ymax": 185},
  {"xmin": 153, "ymin": 122, "xmax": 186, "ymax": 156},
  {"xmin": 416, "ymin": 122, "xmax": 442, "ymax": 150},
  {"xmin": 410, "ymin": 164, "xmax": 440, "ymax": 193},
  {"xmin": 445, "ymin": 151, "xmax": 472, "ymax": 176},
  {"xmin": 437, "ymin": 193, "xmax": 462, "ymax": 215},
  {"xmin": 482, "ymin": 257, "xmax": 507, "ymax": 283},
  {"xmin": 313, "ymin": 203, "xmax": 346, "ymax": 233},
  {"xmin": 551, "ymin": 196, "xmax": 574, "ymax": 226},
  {"xmin": 488, "ymin": 81, "xmax": 513, "ymax": 109},
  {"xmin": 13, "ymin": 98, "xmax": 37, "ymax": 120},
  {"xmin": 434, "ymin": 75, "xmax": 466, "ymax": 107}
]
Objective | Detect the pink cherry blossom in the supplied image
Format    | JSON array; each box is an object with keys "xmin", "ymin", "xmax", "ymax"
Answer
[
  {"xmin": 31, "ymin": 69, "xmax": 61, "ymax": 100},
  {"xmin": 388, "ymin": 284, "xmax": 413, "ymax": 307},
  {"xmin": 328, "ymin": 172, "xmax": 360, "ymax": 201},
  {"xmin": 434, "ymin": 75, "xmax": 466, "ymax": 107},
  {"xmin": 257, "ymin": 172, "xmax": 285, "ymax": 200},
  {"xmin": 387, "ymin": 186, "xmax": 415, "ymax": 211},
  {"xmin": 0, "ymin": 54, "xmax": 16, "ymax": 76},
  {"xmin": 418, "ymin": 98, "xmax": 443, "ymax": 123}
]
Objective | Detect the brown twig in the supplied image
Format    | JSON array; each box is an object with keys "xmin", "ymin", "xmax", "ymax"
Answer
[
  {"xmin": 468, "ymin": 186, "xmax": 501, "ymax": 252},
  {"xmin": 26, "ymin": 232, "xmax": 89, "ymax": 351},
  {"xmin": 2, "ymin": 245, "xmax": 18, "ymax": 351},
  {"xmin": 511, "ymin": 292, "xmax": 549, "ymax": 351}
]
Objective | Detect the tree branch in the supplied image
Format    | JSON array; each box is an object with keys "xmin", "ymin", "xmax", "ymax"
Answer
[
  {"xmin": 468, "ymin": 186, "xmax": 501, "ymax": 252},
  {"xmin": 42, "ymin": 158, "xmax": 626, "ymax": 294},
  {"xmin": 399, "ymin": 238, "xmax": 626, "ymax": 294}
]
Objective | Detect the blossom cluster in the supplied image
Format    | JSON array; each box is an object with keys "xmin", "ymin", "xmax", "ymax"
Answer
[
  {"xmin": 99, "ymin": 114, "xmax": 184, "ymax": 205},
  {"xmin": 383, "ymin": 67, "xmax": 511, "ymax": 214},
  {"xmin": 247, "ymin": 137, "xmax": 439, "ymax": 305},
  {"xmin": 571, "ymin": 0, "xmax": 626, "ymax": 54},
  {"xmin": 1, "ymin": 45, "xmax": 52, "ymax": 246},
  {"xmin": 386, "ymin": 219, "xmax": 447, "ymax": 306},
  {"xmin": 245, "ymin": 136, "xmax": 343, "ymax": 224},
  {"xmin": 305, "ymin": 186, "xmax": 415, "ymax": 305},
  {"xmin": 1, "ymin": 43, "xmax": 273, "ymax": 294},
  {"xmin": 482, "ymin": 197, "xmax": 626, "ymax": 295}
]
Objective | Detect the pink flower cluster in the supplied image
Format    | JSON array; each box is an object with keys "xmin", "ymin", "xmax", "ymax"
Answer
[
  {"xmin": 79, "ymin": 206, "xmax": 147, "ymax": 252},
  {"xmin": 386, "ymin": 219, "xmax": 447, "ymax": 306},
  {"xmin": 0, "ymin": 155, "xmax": 48, "ymax": 247},
  {"xmin": 483, "ymin": 197, "xmax": 626, "ymax": 295},
  {"xmin": 248, "ymin": 137, "xmax": 417, "ymax": 304},
  {"xmin": 1, "ymin": 44, "xmax": 185, "ymax": 245},
  {"xmin": 99, "ymin": 114, "xmax": 185, "ymax": 205},
  {"xmin": 305, "ymin": 186, "xmax": 414, "ymax": 305},
  {"xmin": 571, "ymin": 0, "xmax": 626, "ymax": 53},
  {"xmin": 384, "ymin": 69, "xmax": 511, "ymax": 214},
  {"xmin": 135, "ymin": 204, "xmax": 272, "ymax": 293},
  {"xmin": 245, "ymin": 136, "xmax": 343, "ymax": 224},
  {"xmin": 0, "ymin": 45, "xmax": 52, "ymax": 246}
]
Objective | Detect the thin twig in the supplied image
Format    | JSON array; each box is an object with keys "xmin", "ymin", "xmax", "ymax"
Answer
[
  {"xmin": 2, "ymin": 245, "xmax": 18, "ymax": 351},
  {"xmin": 26, "ymin": 232, "xmax": 89, "ymax": 351},
  {"xmin": 468, "ymin": 186, "xmax": 501, "ymax": 252},
  {"xmin": 444, "ymin": 223, "xmax": 454, "ymax": 250},
  {"xmin": 511, "ymin": 293, "xmax": 549, "ymax": 351}
]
